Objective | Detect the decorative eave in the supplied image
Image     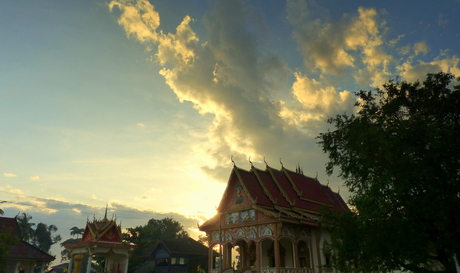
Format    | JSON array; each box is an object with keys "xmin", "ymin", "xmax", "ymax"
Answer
[
  {"xmin": 233, "ymin": 165, "xmax": 256, "ymax": 204},
  {"xmin": 252, "ymin": 205, "xmax": 280, "ymax": 219},
  {"xmin": 65, "ymin": 241, "xmax": 137, "ymax": 249},
  {"xmin": 292, "ymin": 207, "xmax": 321, "ymax": 222},
  {"xmin": 274, "ymin": 205, "xmax": 303, "ymax": 219}
]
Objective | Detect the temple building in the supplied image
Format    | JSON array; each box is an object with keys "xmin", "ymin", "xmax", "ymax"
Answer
[
  {"xmin": 199, "ymin": 163, "xmax": 349, "ymax": 273},
  {"xmin": 0, "ymin": 216, "xmax": 55, "ymax": 273},
  {"xmin": 64, "ymin": 211, "xmax": 137, "ymax": 273}
]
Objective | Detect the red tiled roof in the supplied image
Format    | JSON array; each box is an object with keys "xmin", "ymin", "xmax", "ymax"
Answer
[
  {"xmin": 0, "ymin": 216, "xmax": 20, "ymax": 236},
  {"xmin": 255, "ymin": 169, "xmax": 291, "ymax": 208},
  {"xmin": 212, "ymin": 164, "xmax": 349, "ymax": 226},
  {"xmin": 237, "ymin": 169, "xmax": 272, "ymax": 207},
  {"xmin": 0, "ymin": 217, "xmax": 55, "ymax": 262},
  {"xmin": 8, "ymin": 241, "xmax": 55, "ymax": 261}
]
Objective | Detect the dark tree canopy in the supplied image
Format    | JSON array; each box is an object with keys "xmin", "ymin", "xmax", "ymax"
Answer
[
  {"xmin": 123, "ymin": 217, "xmax": 189, "ymax": 273},
  {"xmin": 60, "ymin": 226, "xmax": 84, "ymax": 262},
  {"xmin": 32, "ymin": 223, "xmax": 61, "ymax": 253},
  {"xmin": 16, "ymin": 213, "xmax": 61, "ymax": 254},
  {"xmin": 16, "ymin": 213, "xmax": 35, "ymax": 243},
  {"xmin": 0, "ymin": 232, "xmax": 18, "ymax": 273},
  {"xmin": 318, "ymin": 72, "xmax": 460, "ymax": 273}
]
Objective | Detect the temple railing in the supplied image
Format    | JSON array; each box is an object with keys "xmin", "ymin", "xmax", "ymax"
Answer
[
  {"xmin": 211, "ymin": 268, "xmax": 314, "ymax": 273},
  {"xmin": 261, "ymin": 268, "xmax": 313, "ymax": 273}
]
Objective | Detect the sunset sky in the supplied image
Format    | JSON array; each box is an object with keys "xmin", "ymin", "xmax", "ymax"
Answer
[{"xmin": 1, "ymin": 0, "xmax": 459, "ymax": 261}]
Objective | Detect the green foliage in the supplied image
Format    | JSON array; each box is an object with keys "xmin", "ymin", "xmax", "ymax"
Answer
[
  {"xmin": 60, "ymin": 226, "xmax": 84, "ymax": 262},
  {"xmin": 0, "ymin": 201, "xmax": 5, "ymax": 215},
  {"xmin": 69, "ymin": 226, "xmax": 85, "ymax": 238},
  {"xmin": 197, "ymin": 234, "xmax": 209, "ymax": 246},
  {"xmin": 123, "ymin": 217, "xmax": 189, "ymax": 273},
  {"xmin": 32, "ymin": 223, "xmax": 62, "ymax": 253},
  {"xmin": 16, "ymin": 213, "xmax": 61, "ymax": 254},
  {"xmin": 0, "ymin": 232, "xmax": 19, "ymax": 273},
  {"xmin": 318, "ymin": 72, "xmax": 460, "ymax": 273},
  {"xmin": 16, "ymin": 213, "xmax": 35, "ymax": 243}
]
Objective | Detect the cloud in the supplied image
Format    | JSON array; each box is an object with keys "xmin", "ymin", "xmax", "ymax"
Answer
[
  {"xmin": 108, "ymin": 0, "xmax": 459, "ymax": 188},
  {"xmin": 30, "ymin": 176, "xmax": 40, "ymax": 180},
  {"xmin": 414, "ymin": 42, "xmax": 429, "ymax": 56},
  {"xmin": 109, "ymin": 0, "xmax": 326, "ymax": 183},
  {"xmin": 286, "ymin": 0, "xmax": 309, "ymax": 24},
  {"xmin": 397, "ymin": 52, "xmax": 460, "ymax": 82},
  {"xmin": 137, "ymin": 122, "xmax": 145, "ymax": 128},
  {"xmin": 108, "ymin": 0, "xmax": 160, "ymax": 43},
  {"xmin": 291, "ymin": 72, "xmax": 353, "ymax": 113},
  {"xmin": 1, "ymin": 194, "xmax": 204, "ymax": 259},
  {"xmin": 437, "ymin": 13, "xmax": 449, "ymax": 27},
  {"xmin": 3, "ymin": 173, "xmax": 17, "ymax": 177}
]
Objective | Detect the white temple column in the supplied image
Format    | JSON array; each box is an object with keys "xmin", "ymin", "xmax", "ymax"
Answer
[
  {"xmin": 123, "ymin": 256, "xmax": 129, "ymax": 273},
  {"xmin": 39, "ymin": 263, "xmax": 46, "ymax": 273},
  {"xmin": 67, "ymin": 255, "xmax": 74, "ymax": 273},
  {"xmin": 86, "ymin": 255, "xmax": 93, "ymax": 273},
  {"xmin": 14, "ymin": 261, "xmax": 21, "ymax": 273}
]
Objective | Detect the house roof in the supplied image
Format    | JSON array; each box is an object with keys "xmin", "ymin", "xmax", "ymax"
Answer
[
  {"xmin": 147, "ymin": 237, "xmax": 217, "ymax": 258},
  {"xmin": 0, "ymin": 216, "xmax": 55, "ymax": 262},
  {"xmin": 0, "ymin": 216, "xmax": 21, "ymax": 236},
  {"xmin": 201, "ymin": 164, "xmax": 349, "ymax": 230},
  {"xmin": 8, "ymin": 241, "xmax": 55, "ymax": 261}
]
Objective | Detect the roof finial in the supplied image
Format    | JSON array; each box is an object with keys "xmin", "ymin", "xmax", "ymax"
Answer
[
  {"xmin": 279, "ymin": 158, "xmax": 284, "ymax": 168},
  {"xmin": 231, "ymin": 155, "xmax": 235, "ymax": 167},
  {"xmin": 337, "ymin": 187, "xmax": 340, "ymax": 194},
  {"xmin": 327, "ymin": 180, "xmax": 330, "ymax": 187},
  {"xmin": 249, "ymin": 156, "xmax": 253, "ymax": 168},
  {"xmin": 103, "ymin": 204, "xmax": 108, "ymax": 221},
  {"xmin": 296, "ymin": 163, "xmax": 304, "ymax": 174},
  {"xmin": 315, "ymin": 172, "xmax": 318, "ymax": 179}
]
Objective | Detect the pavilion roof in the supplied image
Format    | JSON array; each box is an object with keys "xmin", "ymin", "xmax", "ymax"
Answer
[{"xmin": 65, "ymin": 211, "xmax": 136, "ymax": 250}]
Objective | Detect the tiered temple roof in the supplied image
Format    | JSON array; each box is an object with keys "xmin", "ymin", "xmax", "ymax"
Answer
[
  {"xmin": 65, "ymin": 210, "xmax": 135, "ymax": 249},
  {"xmin": 201, "ymin": 164, "xmax": 348, "ymax": 229}
]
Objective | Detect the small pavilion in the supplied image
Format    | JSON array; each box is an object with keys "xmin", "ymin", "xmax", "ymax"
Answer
[
  {"xmin": 65, "ymin": 211, "xmax": 137, "ymax": 273},
  {"xmin": 199, "ymin": 163, "xmax": 349, "ymax": 273}
]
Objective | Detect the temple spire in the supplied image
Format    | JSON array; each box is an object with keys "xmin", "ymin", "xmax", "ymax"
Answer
[{"xmin": 103, "ymin": 204, "xmax": 109, "ymax": 222}]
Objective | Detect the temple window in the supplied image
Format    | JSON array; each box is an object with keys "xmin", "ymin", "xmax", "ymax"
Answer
[
  {"xmin": 225, "ymin": 209, "xmax": 256, "ymax": 225},
  {"xmin": 298, "ymin": 241, "xmax": 311, "ymax": 268}
]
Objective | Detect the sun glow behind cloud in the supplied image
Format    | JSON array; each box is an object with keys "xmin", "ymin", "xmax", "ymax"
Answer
[
  {"xmin": 1, "ymin": 0, "xmax": 459, "ymax": 262},
  {"xmin": 108, "ymin": 0, "xmax": 459, "ymax": 186}
]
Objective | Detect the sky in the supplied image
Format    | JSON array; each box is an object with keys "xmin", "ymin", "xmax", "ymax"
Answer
[{"xmin": 1, "ymin": 0, "xmax": 460, "ymax": 263}]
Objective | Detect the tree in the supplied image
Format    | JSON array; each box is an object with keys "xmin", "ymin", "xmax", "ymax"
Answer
[
  {"xmin": 16, "ymin": 213, "xmax": 35, "ymax": 243},
  {"xmin": 197, "ymin": 234, "xmax": 209, "ymax": 246},
  {"xmin": 317, "ymin": 72, "xmax": 460, "ymax": 273},
  {"xmin": 0, "ymin": 201, "xmax": 5, "ymax": 215},
  {"xmin": 0, "ymin": 233, "xmax": 18, "ymax": 273},
  {"xmin": 69, "ymin": 226, "xmax": 85, "ymax": 238},
  {"xmin": 60, "ymin": 226, "xmax": 84, "ymax": 262},
  {"xmin": 123, "ymin": 217, "xmax": 189, "ymax": 273},
  {"xmin": 32, "ymin": 223, "xmax": 62, "ymax": 253}
]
